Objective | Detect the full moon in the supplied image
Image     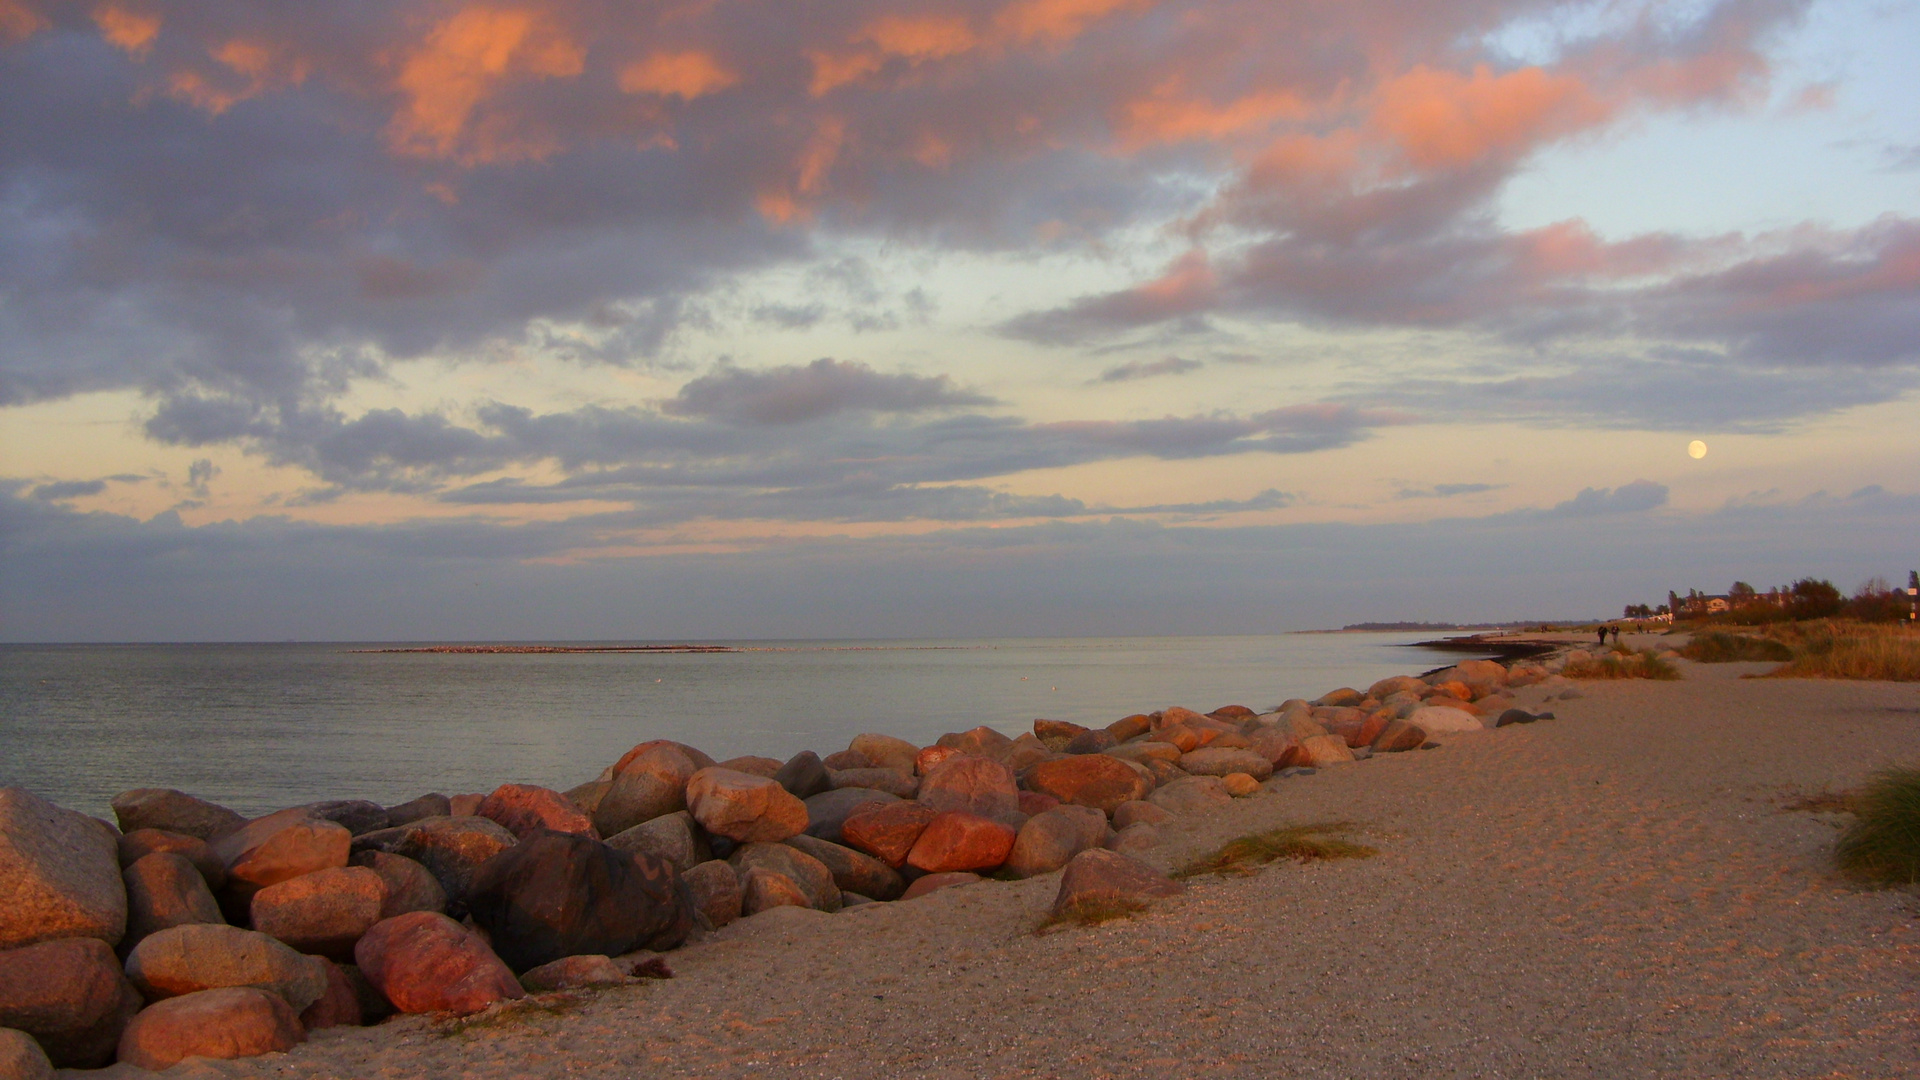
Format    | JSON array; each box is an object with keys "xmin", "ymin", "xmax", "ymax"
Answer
[{"xmin": 1688, "ymin": 440, "xmax": 1708, "ymax": 459}]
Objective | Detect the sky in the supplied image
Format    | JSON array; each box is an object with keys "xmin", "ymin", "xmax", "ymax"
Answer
[{"xmin": 1, "ymin": 0, "xmax": 1917, "ymax": 641}]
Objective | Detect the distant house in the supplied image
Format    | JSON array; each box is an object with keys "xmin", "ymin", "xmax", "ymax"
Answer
[{"xmin": 1668, "ymin": 591, "xmax": 1730, "ymax": 617}]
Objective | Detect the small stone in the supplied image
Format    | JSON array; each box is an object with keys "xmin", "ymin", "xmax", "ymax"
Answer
[
  {"xmin": 847, "ymin": 734, "xmax": 919, "ymax": 775},
  {"xmin": 466, "ymin": 832, "xmax": 693, "ymax": 972},
  {"xmin": 210, "ymin": 807, "xmax": 352, "ymax": 909},
  {"xmin": 801, "ymin": 788, "xmax": 899, "ymax": 843},
  {"xmin": 917, "ymin": 756, "xmax": 1021, "ymax": 823},
  {"xmin": 1051, "ymin": 849, "xmax": 1183, "ymax": 920},
  {"xmin": 118, "ymin": 829, "xmax": 227, "ymax": 891},
  {"xmin": 1111, "ymin": 800, "xmax": 1172, "ymax": 829},
  {"xmin": 1004, "ymin": 806, "xmax": 1108, "ymax": 878},
  {"xmin": 682, "ymin": 860, "xmax": 743, "ymax": 930},
  {"xmin": 0, "ymin": 787, "xmax": 128, "ymax": 950},
  {"xmin": 122, "ymin": 853, "xmax": 224, "ymax": 953},
  {"xmin": 783, "ymin": 834, "xmax": 905, "ymax": 901},
  {"xmin": 1495, "ymin": 708, "xmax": 1539, "ymax": 728},
  {"xmin": 1023, "ymin": 756, "xmax": 1153, "ymax": 814},
  {"xmin": 900, "ymin": 872, "xmax": 980, "ymax": 900},
  {"xmin": 0, "ymin": 1028, "xmax": 54, "ymax": 1080},
  {"xmin": 0, "ymin": 938, "xmax": 142, "ymax": 1068},
  {"xmin": 249, "ymin": 866, "xmax": 387, "ymax": 960},
  {"xmin": 717, "ymin": 756, "xmax": 784, "ymax": 779},
  {"xmin": 349, "ymin": 851, "xmax": 447, "ymax": 919},
  {"xmin": 115, "ymin": 987, "xmax": 304, "ymax": 1071},
  {"xmin": 354, "ymin": 912, "xmax": 524, "ymax": 1015},
  {"xmin": 914, "ymin": 745, "xmax": 962, "ymax": 776},
  {"xmin": 478, "ymin": 784, "xmax": 599, "ymax": 840},
  {"xmin": 773, "ymin": 751, "xmax": 833, "ymax": 800},
  {"xmin": 687, "ymin": 768, "xmax": 810, "ymax": 843},
  {"xmin": 730, "ymin": 843, "xmax": 839, "ymax": 912},
  {"xmin": 1558, "ymin": 689, "xmax": 1584, "ymax": 700},
  {"xmin": 905, "ymin": 812, "xmax": 1016, "ymax": 874},
  {"xmin": 298, "ymin": 958, "xmax": 362, "ymax": 1030},
  {"xmin": 1147, "ymin": 776, "xmax": 1232, "ymax": 815},
  {"xmin": 125, "ymin": 924, "xmax": 328, "ymax": 1012},
  {"xmin": 827, "ymin": 768, "xmax": 920, "ymax": 799},
  {"xmin": 1178, "ymin": 747, "xmax": 1274, "ymax": 781},
  {"xmin": 1106, "ymin": 714, "xmax": 1153, "ymax": 742},
  {"xmin": 519, "ymin": 954, "xmax": 628, "ymax": 992},
  {"xmin": 383, "ymin": 794, "xmax": 451, "ymax": 827},
  {"xmin": 839, "ymin": 802, "xmax": 940, "ymax": 868},
  {"xmin": 606, "ymin": 810, "xmax": 708, "ymax": 874},
  {"xmin": 1222, "ymin": 773, "xmax": 1260, "ymax": 797},
  {"xmin": 1408, "ymin": 705, "xmax": 1483, "ymax": 734},
  {"xmin": 110, "ymin": 789, "xmax": 245, "ymax": 843}
]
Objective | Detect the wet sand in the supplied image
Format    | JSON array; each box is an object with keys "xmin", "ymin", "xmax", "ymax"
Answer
[{"xmin": 81, "ymin": 658, "xmax": 1920, "ymax": 1079}]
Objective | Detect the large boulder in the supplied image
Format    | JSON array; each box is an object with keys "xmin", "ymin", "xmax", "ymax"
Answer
[
  {"xmin": 917, "ymin": 756, "xmax": 1022, "ymax": 824},
  {"xmin": 1296, "ymin": 734, "xmax": 1358, "ymax": 766},
  {"xmin": 117, "ymin": 829, "xmax": 227, "ymax": 891},
  {"xmin": 1368, "ymin": 674, "xmax": 1428, "ymax": 699},
  {"xmin": 1147, "ymin": 775, "xmax": 1233, "ymax": 815},
  {"xmin": 465, "ymin": 831, "xmax": 693, "ymax": 972},
  {"xmin": 1178, "ymin": 747, "xmax": 1275, "ymax": 780},
  {"xmin": 606, "ymin": 810, "xmax": 708, "ymax": 873},
  {"xmin": 1051, "ymin": 849, "xmax": 1183, "ymax": 920},
  {"xmin": 302, "ymin": 800, "xmax": 391, "ymax": 836},
  {"xmin": 717, "ymin": 756, "xmax": 783, "ymax": 778},
  {"xmin": 801, "ymin": 788, "xmax": 899, "ymax": 843},
  {"xmin": 1034, "ymin": 719, "xmax": 1089, "ymax": 751},
  {"xmin": 478, "ymin": 784, "xmax": 598, "ymax": 840},
  {"xmin": 125, "ymin": 924, "xmax": 328, "ymax": 1012},
  {"xmin": 1065, "ymin": 729, "xmax": 1118, "ymax": 755},
  {"xmin": 847, "ymin": 734, "xmax": 918, "ymax": 775},
  {"xmin": 685, "ymin": 768, "xmax": 808, "ymax": 843},
  {"xmin": 740, "ymin": 868, "xmax": 812, "ymax": 915},
  {"xmin": 594, "ymin": 744, "xmax": 702, "ymax": 837},
  {"xmin": 1023, "ymin": 756, "xmax": 1153, "ymax": 814},
  {"xmin": 1409, "ymin": 705, "xmax": 1483, "ymax": 733},
  {"xmin": 681, "ymin": 860, "xmax": 742, "ymax": 930},
  {"xmin": 110, "ymin": 789, "xmax": 245, "ymax": 842},
  {"xmin": 827, "ymin": 768, "xmax": 920, "ymax": 799},
  {"xmin": 1245, "ymin": 727, "xmax": 1300, "ymax": 768},
  {"xmin": 0, "ymin": 788, "xmax": 127, "ymax": 950},
  {"xmin": 1372, "ymin": 720, "xmax": 1430, "ymax": 752},
  {"xmin": 839, "ymin": 801, "xmax": 939, "ymax": 868},
  {"xmin": 783, "ymin": 834, "xmax": 904, "ymax": 901},
  {"xmin": 1004, "ymin": 805, "xmax": 1109, "ymax": 879},
  {"xmin": 122, "ymin": 852, "xmax": 224, "ymax": 953},
  {"xmin": 1112, "ymin": 800, "xmax": 1172, "ymax": 829},
  {"xmin": 249, "ymin": 866, "xmax": 387, "ymax": 959},
  {"xmin": 353, "ymin": 911, "xmax": 523, "ymax": 1016},
  {"xmin": 772, "ymin": 751, "xmax": 833, "ymax": 800},
  {"xmin": 298, "ymin": 958, "xmax": 362, "ymax": 1030},
  {"xmin": 0, "ymin": 938, "xmax": 142, "ymax": 1068},
  {"xmin": 935, "ymin": 726, "xmax": 1015, "ymax": 759},
  {"xmin": 209, "ymin": 807, "xmax": 352, "ymax": 909},
  {"xmin": 729, "ymin": 843, "xmax": 839, "ymax": 912},
  {"xmin": 390, "ymin": 816, "xmax": 518, "ymax": 903},
  {"xmin": 0, "ymin": 1028, "xmax": 53, "ymax": 1080},
  {"xmin": 116, "ymin": 987, "xmax": 304, "ymax": 1070},
  {"xmin": 906, "ymin": 813, "xmax": 1016, "ymax": 874},
  {"xmin": 349, "ymin": 851, "xmax": 447, "ymax": 919},
  {"xmin": 1106, "ymin": 714, "xmax": 1153, "ymax": 742},
  {"xmin": 383, "ymin": 793, "xmax": 451, "ymax": 827}
]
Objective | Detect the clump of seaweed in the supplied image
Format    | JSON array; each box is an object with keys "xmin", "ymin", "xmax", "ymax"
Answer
[
  {"xmin": 1174, "ymin": 822, "xmax": 1376, "ymax": 879},
  {"xmin": 1035, "ymin": 896, "xmax": 1150, "ymax": 933}
]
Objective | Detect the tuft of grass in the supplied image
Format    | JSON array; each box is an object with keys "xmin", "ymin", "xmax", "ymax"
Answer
[
  {"xmin": 1034, "ymin": 896, "xmax": 1149, "ymax": 933},
  {"xmin": 432, "ymin": 992, "xmax": 589, "ymax": 1038},
  {"xmin": 1780, "ymin": 790, "xmax": 1855, "ymax": 814},
  {"xmin": 1173, "ymin": 822, "xmax": 1376, "ymax": 879},
  {"xmin": 1762, "ymin": 622, "xmax": 1920, "ymax": 682},
  {"xmin": 1564, "ymin": 648, "xmax": 1681, "ymax": 681},
  {"xmin": 1681, "ymin": 631, "xmax": 1793, "ymax": 663},
  {"xmin": 1833, "ymin": 766, "xmax": 1920, "ymax": 887}
]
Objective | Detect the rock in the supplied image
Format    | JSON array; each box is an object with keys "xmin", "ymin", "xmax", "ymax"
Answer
[
  {"xmin": 610, "ymin": 951, "xmax": 674, "ymax": 979},
  {"xmin": 564, "ymin": 781, "xmax": 610, "ymax": 816},
  {"xmin": 1368, "ymin": 675, "xmax": 1428, "ymax": 699},
  {"xmin": 1106, "ymin": 714, "xmax": 1153, "ymax": 742},
  {"xmin": 801, "ymin": 788, "xmax": 899, "ymax": 843},
  {"xmin": 520, "ymin": 953, "xmax": 628, "ymax": 991},
  {"xmin": 1177, "ymin": 747, "xmax": 1274, "ymax": 781},
  {"xmin": 847, "ymin": 734, "xmax": 919, "ymax": 775},
  {"xmin": 122, "ymin": 853, "xmax": 224, "ymax": 953},
  {"xmin": 354, "ymin": 911, "xmax": 523, "ymax": 1015},
  {"xmin": 250, "ymin": 866, "xmax": 386, "ymax": 960},
  {"xmin": 303, "ymin": 800, "xmax": 390, "ymax": 836},
  {"xmin": 1315, "ymin": 707, "xmax": 1389, "ymax": 749},
  {"xmin": 1558, "ymin": 688, "xmax": 1584, "ymax": 700},
  {"xmin": 729, "ymin": 843, "xmax": 839, "ymax": 912},
  {"xmin": 1296, "ymin": 734, "xmax": 1357, "ymax": 766},
  {"xmin": 1495, "ymin": 708, "xmax": 1539, "ymax": 728},
  {"xmin": 0, "ymin": 788, "xmax": 128, "ymax": 950},
  {"xmin": 820, "ymin": 749, "xmax": 872, "ymax": 771},
  {"xmin": 210, "ymin": 807, "xmax": 352, "ymax": 908},
  {"xmin": 0, "ymin": 938, "xmax": 142, "ymax": 1068},
  {"xmin": 1222, "ymin": 773, "xmax": 1260, "ymax": 797},
  {"xmin": 1371, "ymin": 720, "xmax": 1429, "ymax": 753},
  {"xmin": 338, "ymin": 964, "xmax": 392, "ymax": 1023},
  {"xmin": 917, "ymin": 756, "xmax": 1022, "ymax": 823},
  {"xmin": 1454, "ymin": 658, "xmax": 1510, "ymax": 693},
  {"xmin": 839, "ymin": 801, "xmax": 940, "ymax": 868},
  {"xmin": 110, "ymin": 789, "xmax": 245, "ymax": 842},
  {"xmin": 383, "ymin": 793, "xmax": 451, "ymax": 827},
  {"xmin": 349, "ymin": 851, "xmax": 447, "ymax": 919},
  {"xmin": 841, "ymin": 892, "xmax": 876, "ymax": 908},
  {"xmin": 1286, "ymin": 714, "xmax": 1331, "ymax": 742},
  {"xmin": 118, "ymin": 829, "xmax": 227, "ymax": 891},
  {"xmin": 1408, "ymin": 705, "xmax": 1484, "ymax": 733},
  {"xmin": 1141, "ymin": 759, "xmax": 1189, "ymax": 787},
  {"xmin": 1051, "ymin": 849, "xmax": 1183, "ymax": 920},
  {"xmin": 609, "ymin": 739, "xmax": 716, "ymax": 776},
  {"xmin": 1314, "ymin": 688, "xmax": 1365, "ymax": 707},
  {"xmin": 594, "ymin": 744, "xmax": 701, "ymax": 837},
  {"xmin": 1034, "ymin": 719, "xmax": 1089, "ymax": 751},
  {"xmin": 1157, "ymin": 706, "xmax": 1210, "ymax": 728},
  {"xmin": 740, "ymin": 869, "xmax": 811, "ymax": 915},
  {"xmin": 0, "ymin": 1028, "xmax": 53, "ymax": 1080},
  {"xmin": 116, "ymin": 986, "xmax": 304, "ymax": 1070},
  {"xmin": 900, "ymin": 872, "xmax": 980, "ymax": 900},
  {"xmin": 1106, "ymin": 823, "xmax": 1161, "ymax": 854},
  {"xmin": 478, "ymin": 784, "xmax": 598, "ymax": 840},
  {"xmin": 772, "ymin": 751, "xmax": 833, "ymax": 800},
  {"xmin": 467, "ymin": 832, "xmax": 692, "ymax": 972},
  {"xmin": 686, "ymin": 768, "xmax": 809, "ymax": 844},
  {"xmin": 1147, "ymin": 775, "xmax": 1232, "ymax": 815},
  {"xmin": 298, "ymin": 958, "xmax": 362, "ymax": 1030},
  {"xmin": 1004, "ymin": 805, "xmax": 1108, "ymax": 878},
  {"xmin": 1246, "ymin": 727, "xmax": 1300, "ymax": 768},
  {"xmin": 914, "ymin": 745, "xmax": 962, "ymax": 776},
  {"xmin": 1023, "ymin": 756, "xmax": 1153, "ymax": 814},
  {"xmin": 1018, "ymin": 790, "xmax": 1061, "ymax": 816},
  {"xmin": 717, "ymin": 756, "xmax": 784, "ymax": 779},
  {"xmin": 906, "ymin": 812, "xmax": 1016, "ymax": 874},
  {"xmin": 1151, "ymin": 724, "xmax": 1205, "ymax": 753},
  {"xmin": 1065, "ymin": 729, "xmax": 1119, "ymax": 755},
  {"xmin": 125, "ymin": 924, "xmax": 328, "ymax": 1011},
  {"xmin": 391, "ymin": 816, "xmax": 518, "ymax": 903},
  {"xmin": 606, "ymin": 811, "xmax": 708, "ymax": 874},
  {"xmin": 1104, "ymin": 741, "xmax": 1183, "ymax": 765},
  {"xmin": 1005, "ymin": 734, "xmax": 1055, "ymax": 772},
  {"xmin": 1209, "ymin": 705, "xmax": 1258, "ymax": 721},
  {"xmin": 782, "ymin": 835, "xmax": 904, "ymax": 901},
  {"xmin": 681, "ymin": 860, "xmax": 742, "ymax": 930},
  {"xmin": 935, "ymin": 726, "xmax": 1014, "ymax": 759},
  {"xmin": 828, "ymin": 768, "xmax": 920, "ymax": 799},
  {"xmin": 1111, "ymin": 800, "xmax": 1172, "ymax": 829}
]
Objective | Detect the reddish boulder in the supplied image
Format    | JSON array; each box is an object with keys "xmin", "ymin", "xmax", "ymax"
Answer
[
  {"xmin": 594, "ymin": 744, "xmax": 701, "ymax": 837},
  {"xmin": 1297, "ymin": 733, "xmax": 1358, "ymax": 766},
  {"xmin": 740, "ymin": 868, "xmax": 811, "ymax": 915},
  {"xmin": 917, "ymin": 756, "xmax": 1021, "ymax": 823},
  {"xmin": 1033, "ymin": 719, "xmax": 1089, "ymax": 751},
  {"xmin": 0, "ymin": 1028, "xmax": 53, "ymax": 1080},
  {"xmin": 609, "ymin": 740, "xmax": 716, "ymax": 777},
  {"xmin": 682, "ymin": 860, "xmax": 742, "ymax": 929},
  {"xmin": 935, "ymin": 726, "xmax": 1015, "ymax": 759},
  {"xmin": 1209, "ymin": 705, "xmax": 1257, "ymax": 721},
  {"xmin": 828, "ymin": 767, "xmax": 919, "ymax": 799},
  {"xmin": 1111, "ymin": 800, "xmax": 1172, "ymax": 829},
  {"xmin": 448, "ymin": 793, "xmax": 485, "ymax": 816},
  {"xmin": 1018, "ymin": 790, "xmax": 1061, "ymax": 816},
  {"xmin": 250, "ymin": 866, "xmax": 387, "ymax": 960},
  {"xmin": 717, "ymin": 756, "xmax": 783, "ymax": 779},
  {"xmin": 914, "ymin": 745, "xmax": 962, "ymax": 776},
  {"xmin": 125, "ymin": 924, "xmax": 328, "ymax": 1012},
  {"xmin": 605, "ymin": 810, "xmax": 708, "ymax": 874},
  {"xmin": 686, "ymin": 768, "xmax": 809, "ymax": 843},
  {"xmin": 110, "ymin": 789, "xmax": 245, "ymax": 843},
  {"xmin": 820, "ymin": 749, "xmax": 872, "ymax": 771},
  {"xmin": 847, "ymin": 734, "xmax": 918, "ymax": 775},
  {"xmin": 466, "ymin": 832, "xmax": 692, "ymax": 972},
  {"xmin": 349, "ymin": 851, "xmax": 447, "ymax": 919},
  {"xmin": 729, "ymin": 843, "xmax": 838, "ymax": 912},
  {"xmin": 1156, "ymin": 706, "xmax": 1210, "ymax": 728},
  {"xmin": 1178, "ymin": 747, "xmax": 1275, "ymax": 781},
  {"xmin": 772, "ymin": 751, "xmax": 833, "ymax": 800},
  {"xmin": 906, "ymin": 812, "xmax": 1016, "ymax": 874},
  {"xmin": 1023, "ymin": 755, "xmax": 1153, "ymax": 814},
  {"xmin": 1051, "ymin": 849, "xmax": 1183, "ymax": 920},
  {"xmin": 210, "ymin": 808, "xmax": 351, "ymax": 908},
  {"xmin": 118, "ymin": 828, "xmax": 227, "ymax": 891},
  {"xmin": 1106, "ymin": 714, "xmax": 1153, "ymax": 742},
  {"xmin": 0, "ymin": 788, "xmax": 127, "ymax": 951},
  {"xmin": 0, "ymin": 938, "xmax": 142, "ymax": 1068},
  {"xmin": 479, "ymin": 784, "xmax": 598, "ymax": 840},
  {"xmin": 1006, "ymin": 734, "xmax": 1055, "ymax": 772},
  {"xmin": 1004, "ymin": 805, "xmax": 1108, "ymax": 878},
  {"xmin": 391, "ymin": 816, "xmax": 518, "ymax": 903},
  {"xmin": 298, "ymin": 958, "xmax": 362, "ymax": 1030},
  {"xmin": 354, "ymin": 911, "xmax": 524, "ymax": 1015},
  {"xmin": 520, "ymin": 954, "xmax": 628, "ymax": 991},
  {"xmin": 783, "ymin": 835, "xmax": 904, "ymax": 901},
  {"xmin": 801, "ymin": 787, "xmax": 899, "ymax": 843},
  {"xmin": 1246, "ymin": 727, "xmax": 1301, "ymax": 768},
  {"xmin": 900, "ymin": 872, "xmax": 980, "ymax": 900},
  {"xmin": 1372, "ymin": 720, "xmax": 1430, "ymax": 752},
  {"xmin": 122, "ymin": 853, "xmax": 224, "ymax": 954},
  {"xmin": 839, "ymin": 801, "xmax": 939, "ymax": 868},
  {"xmin": 1222, "ymin": 773, "xmax": 1261, "ymax": 797},
  {"xmin": 1151, "ymin": 725, "xmax": 1204, "ymax": 753},
  {"xmin": 116, "ymin": 987, "xmax": 304, "ymax": 1070},
  {"xmin": 1107, "ymin": 822, "xmax": 1161, "ymax": 854}
]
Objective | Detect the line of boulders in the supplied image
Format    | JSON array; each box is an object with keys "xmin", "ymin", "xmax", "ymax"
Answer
[{"xmin": 0, "ymin": 656, "xmax": 1559, "ymax": 1075}]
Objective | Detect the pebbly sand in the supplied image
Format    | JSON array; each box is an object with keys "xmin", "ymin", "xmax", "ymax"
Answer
[{"xmin": 72, "ymin": 653, "xmax": 1920, "ymax": 1079}]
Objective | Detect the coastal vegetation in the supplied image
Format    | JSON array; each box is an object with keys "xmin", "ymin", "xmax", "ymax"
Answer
[
  {"xmin": 1563, "ymin": 647, "xmax": 1681, "ymax": 680},
  {"xmin": 1832, "ymin": 766, "xmax": 1920, "ymax": 887},
  {"xmin": 1680, "ymin": 631, "xmax": 1794, "ymax": 663},
  {"xmin": 1174, "ymin": 822, "xmax": 1376, "ymax": 879},
  {"xmin": 1751, "ymin": 621, "xmax": 1920, "ymax": 682}
]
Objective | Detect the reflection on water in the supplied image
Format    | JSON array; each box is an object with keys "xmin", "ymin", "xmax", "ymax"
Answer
[{"xmin": 0, "ymin": 634, "xmax": 1465, "ymax": 818}]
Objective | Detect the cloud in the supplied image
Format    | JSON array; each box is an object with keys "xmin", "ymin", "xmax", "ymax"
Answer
[
  {"xmin": 1540, "ymin": 480, "xmax": 1669, "ymax": 518},
  {"xmin": 30, "ymin": 479, "xmax": 107, "ymax": 500},
  {"xmin": 659, "ymin": 358, "xmax": 996, "ymax": 425},
  {"xmin": 1396, "ymin": 483, "xmax": 1504, "ymax": 500},
  {"xmin": 1091, "ymin": 356, "xmax": 1203, "ymax": 384}
]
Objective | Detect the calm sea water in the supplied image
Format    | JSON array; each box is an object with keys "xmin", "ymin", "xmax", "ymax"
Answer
[{"xmin": 0, "ymin": 634, "xmax": 1470, "ymax": 819}]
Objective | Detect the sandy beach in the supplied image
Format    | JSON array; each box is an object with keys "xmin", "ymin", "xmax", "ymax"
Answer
[{"xmin": 72, "ymin": 651, "xmax": 1916, "ymax": 1080}]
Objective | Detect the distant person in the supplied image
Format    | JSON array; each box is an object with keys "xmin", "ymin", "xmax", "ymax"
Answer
[
  {"xmin": 1597, "ymin": 626, "xmax": 1607, "ymax": 645},
  {"xmin": 1611, "ymin": 626, "xmax": 1622, "ymax": 645}
]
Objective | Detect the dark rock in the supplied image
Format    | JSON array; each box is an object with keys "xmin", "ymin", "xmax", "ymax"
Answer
[
  {"xmin": 1005, "ymin": 805, "xmax": 1109, "ymax": 878},
  {"xmin": 802, "ymin": 788, "xmax": 899, "ymax": 843},
  {"xmin": 298, "ymin": 957, "xmax": 362, "ymax": 1029},
  {"xmin": 1495, "ymin": 708, "xmax": 1539, "ymax": 728},
  {"xmin": 783, "ymin": 834, "xmax": 905, "ymax": 901},
  {"xmin": 828, "ymin": 767, "xmax": 920, "ymax": 799},
  {"xmin": 1065, "ymin": 729, "xmax": 1118, "ymax": 755},
  {"xmin": 0, "ymin": 1028, "xmax": 53, "ymax": 1080},
  {"xmin": 390, "ymin": 816, "xmax": 518, "ymax": 903},
  {"xmin": 606, "ymin": 811, "xmax": 708, "ymax": 874},
  {"xmin": 729, "ymin": 843, "xmax": 839, "ymax": 912},
  {"xmin": 1033, "ymin": 719, "xmax": 1089, "ymax": 752},
  {"xmin": 350, "ymin": 851, "xmax": 447, "ymax": 919},
  {"xmin": 773, "ymin": 751, "xmax": 833, "ymax": 800},
  {"xmin": 110, "ymin": 789, "xmax": 246, "ymax": 843},
  {"xmin": 116, "ymin": 986, "xmax": 304, "ymax": 1070},
  {"xmin": 820, "ymin": 749, "xmax": 872, "ymax": 771},
  {"xmin": 352, "ymin": 912, "xmax": 522, "ymax": 1016},
  {"xmin": 123, "ymin": 853, "xmax": 224, "ymax": 954},
  {"xmin": 383, "ymin": 794, "xmax": 451, "ymax": 827},
  {"xmin": 0, "ymin": 938, "xmax": 142, "ymax": 1068},
  {"xmin": 338, "ymin": 964, "xmax": 392, "ymax": 1023},
  {"xmin": 303, "ymin": 800, "xmax": 390, "ymax": 836},
  {"xmin": 465, "ymin": 831, "xmax": 693, "ymax": 972},
  {"xmin": 1051, "ymin": 849, "xmax": 1183, "ymax": 920},
  {"xmin": 681, "ymin": 860, "xmax": 742, "ymax": 930}
]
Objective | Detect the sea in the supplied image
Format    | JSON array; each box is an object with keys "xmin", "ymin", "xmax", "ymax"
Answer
[{"xmin": 0, "ymin": 633, "xmax": 1477, "ymax": 819}]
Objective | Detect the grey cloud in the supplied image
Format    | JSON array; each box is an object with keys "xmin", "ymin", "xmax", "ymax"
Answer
[
  {"xmin": 1092, "ymin": 357, "xmax": 1203, "ymax": 384},
  {"xmin": 1541, "ymin": 481, "xmax": 1669, "ymax": 518},
  {"xmin": 659, "ymin": 359, "xmax": 996, "ymax": 425},
  {"xmin": 30, "ymin": 480, "xmax": 107, "ymax": 500},
  {"xmin": 1884, "ymin": 144, "xmax": 1920, "ymax": 172},
  {"xmin": 1396, "ymin": 483, "xmax": 1504, "ymax": 500}
]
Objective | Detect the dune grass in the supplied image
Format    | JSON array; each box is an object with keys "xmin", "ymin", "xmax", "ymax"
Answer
[
  {"xmin": 1760, "ymin": 622, "xmax": 1920, "ymax": 681},
  {"xmin": 1833, "ymin": 766, "xmax": 1920, "ymax": 887},
  {"xmin": 1564, "ymin": 648, "xmax": 1681, "ymax": 681},
  {"xmin": 1680, "ymin": 630, "xmax": 1793, "ymax": 663},
  {"xmin": 1035, "ymin": 896, "xmax": 1151, "ymax": 933},
  {"xmin": 1173, "ymin": 822, "xmax": 1377, "ymax": 879}
]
